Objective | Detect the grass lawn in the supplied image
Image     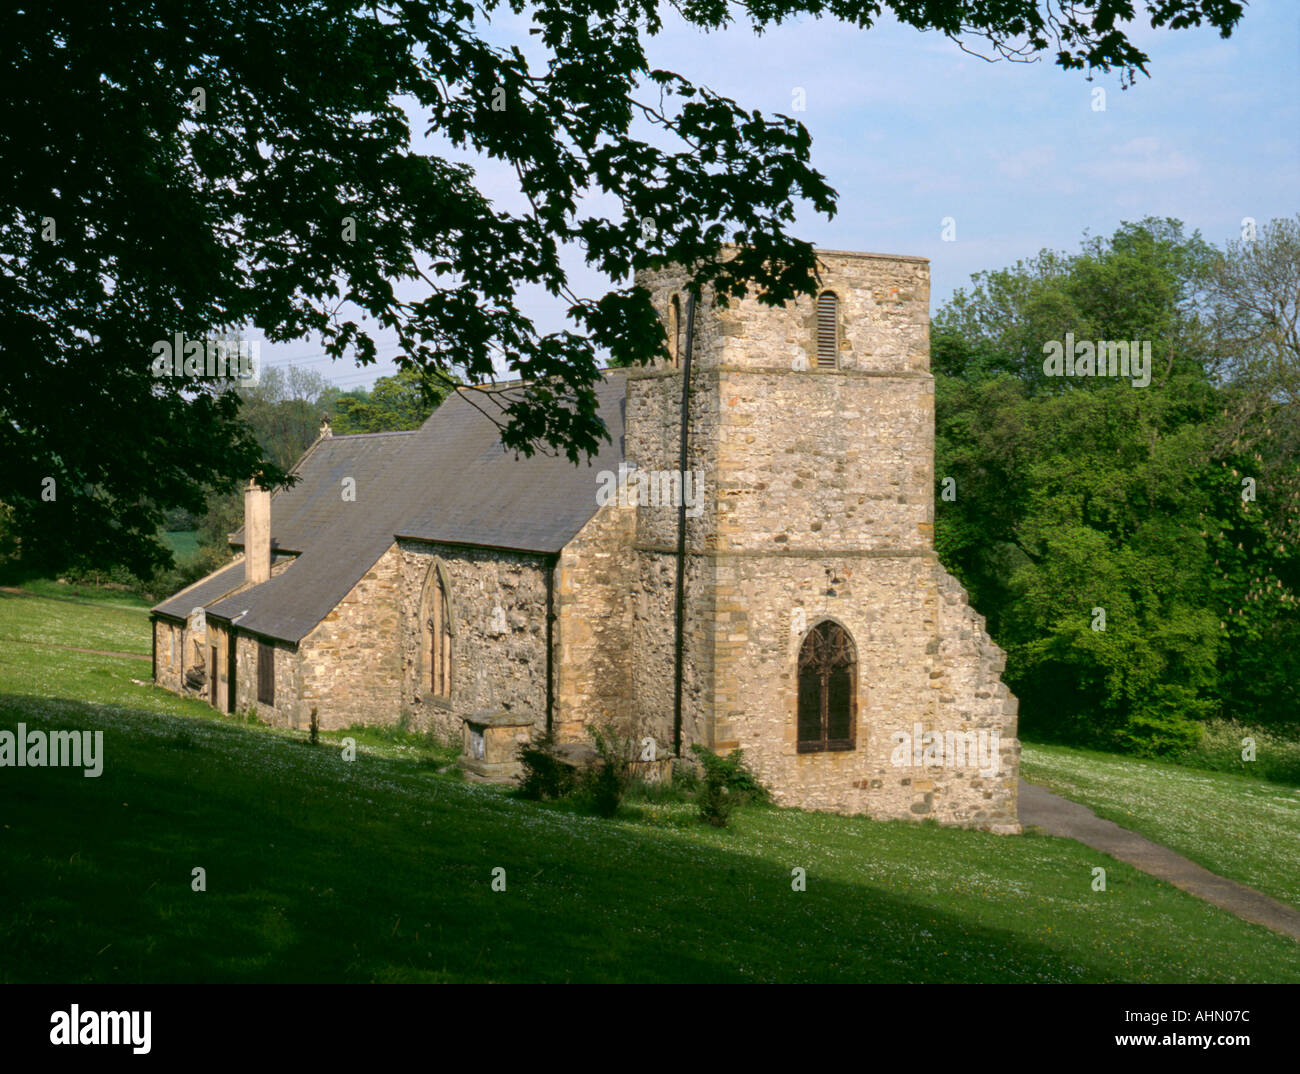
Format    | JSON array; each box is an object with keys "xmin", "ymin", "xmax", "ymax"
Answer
[
  {"xmin": 1, "ymin": 585, "xmax": 1297, "ymax": 982},
  {"xmin": 160, "ymin": 530, "xmax": 201, "ymax": 562},
  {"xmin": 0, "ymin": 585, "xmax": 152, "ymax": 656},
  {"xmin": 1021, "ymin": 743, "xmax": 1300, "ymax": 912}
]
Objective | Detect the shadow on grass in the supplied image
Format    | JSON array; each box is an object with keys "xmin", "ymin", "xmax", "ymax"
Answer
[{"xmin": 1, "ymin": 692, "xmax": 1294, "ymax": 984}]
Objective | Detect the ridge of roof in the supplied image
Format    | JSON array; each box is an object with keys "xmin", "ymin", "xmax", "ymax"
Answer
[{"xmin": 322, "ymin": 430, "xmax": 419, "ymax": 440}]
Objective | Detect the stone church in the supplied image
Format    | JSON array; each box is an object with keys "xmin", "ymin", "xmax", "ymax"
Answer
[{"xmin": 151, "ymin": 248, "xmax": 1021, "ymax": 832}]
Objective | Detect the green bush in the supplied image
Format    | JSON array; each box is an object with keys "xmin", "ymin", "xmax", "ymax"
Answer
[
  {"xmin": 58, "ymin": 543, "xmax": 230, "ymax": 605},
  {"xmin": 137, "ymin": 546, "xmax": 230, "ymax": 603},
  {"xmin": 517, "ymin": 726, "xmax": 638, "ymax": 816},
  {"xmin": 670, "ymin": 760, "xmax": 700, "ymax": 793},
  {"xmin": 519, "ymin": 735, "xmax": 769, "ymax": 823},
  {"xmin": 689, "ymin": 745, "xmax": 770, "ymax": 827},
  {"xmin": 697, "ymin": 771, "xmax": 734, "ymax": 828},
  {"xmin": 516, "ymin": 735, "xmax": 577, "ymax": 802},
  {"xmin": 576, "ymin": 726, "xmax": 636, "ymax": 818},
  {"xmin": 580, "ymin": 757, "xmax": 626, "ymax": 818},
  {"xmin": 623, "ymin": 772, "xmax": 695, "ymax": 806},
  {"xmin": 689, "ymin": 745, "xmax": 770, "ymax": 805},
  {"xmin": 1171, "ymin": 718, "xmax": 1300, "ymax": 785}
]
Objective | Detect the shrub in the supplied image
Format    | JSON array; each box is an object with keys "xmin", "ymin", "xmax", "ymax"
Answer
[
  {"xmin": 517, "ymin": 725, "xmax": 638, "ymax": 816},
  {"xmin": 581, "ymin": 755, "xmax": 627, "ymax": 818},
  {"xmin": 623, "ymin": 771, "xmax": 695, "ymax": 806},
  {"xmin": 689, "ymin": 745, "xmax": 770, "ymax": 805},
  {"xmin": 577, "ymin": 725, "xmax": 634, "ymax": 818},
  {"xmin": 516, "ymin": 735, "xmax": 577, "ymax": 802},
  {"xmin": 689, "ymin": 745, "xmax": 771, "ymax": 828},
  {"xmin": 671, "ymin": 758, "xmax": 700, "ymax": 792},
  {"xmin": 694, "ymin": 756, "xmax": 734, "ymax": 828},
  {"xmin": 1171, "ymin": 718, "xmax": 1300, "ymax": 785}
]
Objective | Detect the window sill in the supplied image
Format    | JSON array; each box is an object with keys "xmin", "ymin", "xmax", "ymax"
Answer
[{"xmin": 796, "ymin": 740, "xmax": 855, "ymax": 754}]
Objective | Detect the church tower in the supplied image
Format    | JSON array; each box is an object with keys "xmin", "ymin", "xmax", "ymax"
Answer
[{"xmin": 626, "ymin": 249, "xmax": 1020, "ymax": 831}]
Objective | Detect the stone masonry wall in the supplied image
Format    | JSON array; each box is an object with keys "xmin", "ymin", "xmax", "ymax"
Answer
[
  {"xmin": 636, "ymin": 248, "xmax": 929, "ymax": 377},
  {"xmin": 625, "ymin": 364, "xmax": 719, "ymax": 757},
  {"xmin": 154, "ymin": 608, "xmax": 210, "ymax": 700},
  {"xmin": 296, "ymin": 544, "xmax": 403, "ymax": 731},
  {"xmin": 208, "ymin": 621, "xmax": 230, "ymax": 713},
  {"xmin": 398, "ymin": 541, "xmax": 549, "ymax": 745},
  {"xmin": 553, "ymin": 501, "xmax": 637, "ymax": 742},
  {"xmin": 628, "ymin": 250, "xmax": 1021, "ymax": 831},
  {"xmin": 153, "ymin": 552, "xmax": 295, "ymax": 709},
  {"xmin": 693, "ymin": 551, "xmax": 1019, "ymax": 830},
  {"xmin": 153, "ymin": 619, "xmax": 183, "ymax": 693},
  {"xmin": 711, "ymin": 250, "xmax": 930, "ymax": 375},
  {"xmin": 231, "ymin": 631, "xmax": 300, "ymax": 727},
  {"xmin": 629, "ymin": 550, "xmax": 717, "ymax": 756}
]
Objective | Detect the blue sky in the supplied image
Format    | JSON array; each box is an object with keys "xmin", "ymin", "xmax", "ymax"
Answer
[{"xmin": 260, "ymin": 1, "xmax": 1299, "ymax": 392}]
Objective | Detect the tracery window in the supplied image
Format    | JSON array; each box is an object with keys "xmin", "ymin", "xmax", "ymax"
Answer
[{"xmin": 796, "ymin": 620, "xmax": 857, "ymax": 752}]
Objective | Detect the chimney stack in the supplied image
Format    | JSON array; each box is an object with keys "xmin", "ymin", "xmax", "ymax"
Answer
[{"xmin": 244, "ymin": 481, "xmax": 271, "ymax": 585}]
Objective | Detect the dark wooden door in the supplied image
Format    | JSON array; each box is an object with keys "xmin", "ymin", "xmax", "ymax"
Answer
[{"xmin": 226, "ymin": 638, "xmax": 237, "ymax": 713}]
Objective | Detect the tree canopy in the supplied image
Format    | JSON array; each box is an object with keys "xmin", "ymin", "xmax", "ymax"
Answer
[
  {"xmin": 934, "ymin": 216, "xmax": 1299, "ymax": 752},
  {"xmin": 332, "ymin": 365, "xmax": 452, "ymax": 435},
  {"xmin": 1, "ymin": 1, "xmax": 1246, "ymax": 576}
]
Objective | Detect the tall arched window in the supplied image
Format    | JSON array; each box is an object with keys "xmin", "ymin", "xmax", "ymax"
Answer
[
  {"xmin": 421, "ymin": 562, "xmax": 454, "ymax": 700},
  {"xmin": 796, "ymin": 620, "xmax": 857, "ymax": 752},
  {"xmin": 667, "ymin": 294, "xmax": 682, "ymax": 367},
  {"xmin": 815, "ymin": 291, "xmax": 839, "ymax": 369}
]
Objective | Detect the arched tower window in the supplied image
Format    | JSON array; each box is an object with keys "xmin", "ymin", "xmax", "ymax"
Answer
[
  {"xmin": 667, "ymin": 294, "xmax": 682, "ymax": 367},
  {"xmin": 815, "ymin": 291, "xmax": 839, "ymax": 369},
  {"xmin": 796, "ymin": 620, "xmax": 857, "ymax": 752},
  {"xmin": 421, "ymin": 561, "xmax": 454, "ymax": 700}
]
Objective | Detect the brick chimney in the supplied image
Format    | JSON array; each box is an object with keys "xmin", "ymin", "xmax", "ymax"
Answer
[{"xmin": 244, "ymin": 481, "xmax": 271, "ymax": 585}]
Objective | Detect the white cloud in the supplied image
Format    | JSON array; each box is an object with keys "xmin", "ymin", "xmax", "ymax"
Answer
[
  {"xmin": 1081, "ymin": 136, "xmax": 1199, "ymax": 182},
  {"xmin": 992, "ymin": 144, "xmax": 1058, "ymax": 180}
]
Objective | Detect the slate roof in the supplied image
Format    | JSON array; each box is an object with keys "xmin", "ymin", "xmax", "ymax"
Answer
[
  {"xmin": 154, "ymin": 371, "xmax": 627, "ymax": 645},
  {"xmin": 231, "ymin": 430, "xmax": 419, "ymax": 554},
  {"xmin": 152, "ymin": 555, "xmax": 293, "ymax": 621},
  {"xmin": 396, "ymin": 372, "xmax": 627, "ymax": 551}
]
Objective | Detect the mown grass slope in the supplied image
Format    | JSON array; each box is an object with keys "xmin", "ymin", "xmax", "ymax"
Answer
[
  {"xmin": 1022, "ymin": 743, "xmax": 1300, "ymax": 911},
  {"xmin": 1, "ymin": 586, "xmax": 1296, "ymax": 982}
]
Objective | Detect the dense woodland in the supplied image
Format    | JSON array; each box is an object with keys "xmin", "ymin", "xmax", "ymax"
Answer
[{"xmin": 933, "ymin": 216, "xmax": 1298, "ymax": 753}]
